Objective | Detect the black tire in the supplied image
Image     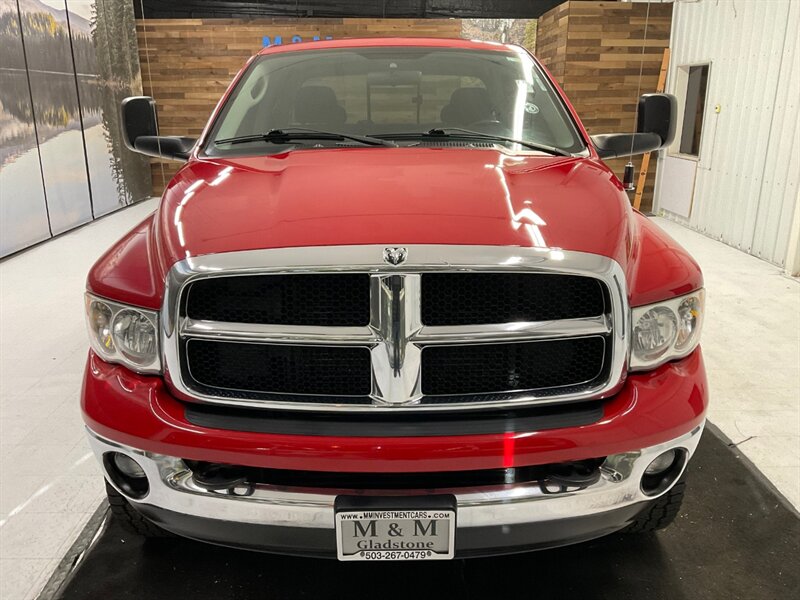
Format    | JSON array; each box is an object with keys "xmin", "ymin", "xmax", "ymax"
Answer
[
  {"xmin": 623, "ymin": 476, "xmax": 686, "ymax": 533},
  {"xmin": 105, "ymin": 481, "xmax": 172, "ymax": 538}
]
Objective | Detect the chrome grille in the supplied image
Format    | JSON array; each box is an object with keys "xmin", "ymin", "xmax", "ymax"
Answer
[{"xmin": 163, "ymin": 245, "xmax": 629, "ymax": 412}]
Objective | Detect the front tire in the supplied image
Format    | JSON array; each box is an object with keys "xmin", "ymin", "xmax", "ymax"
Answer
[
  {"xmin": 624, "ymin": 475, "xmax": 686, "ymax": 533},
  {"xmin": 105, "ymin": 481, "xmax": 172, "ymax": 538}
]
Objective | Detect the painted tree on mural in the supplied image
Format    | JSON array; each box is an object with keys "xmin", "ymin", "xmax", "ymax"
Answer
[
  {"xmin": 0, "ymin": 11, "xmax": 95, "ymax": 73},
  {"xmin": 89, "ymin": 0, "xmax": 149, "ymax": 204},
  {"xmin": 0, "ymin": 12, "xmax": 25, "ymax": 69},
  {"xmin": 90, "ymin": 0, "xmax": 140, "ymax": 84}
]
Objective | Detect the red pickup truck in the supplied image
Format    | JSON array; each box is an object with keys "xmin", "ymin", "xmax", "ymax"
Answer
[{"xmin": 83, "ymin": 38, "xmax": 706, "ymax": 560}]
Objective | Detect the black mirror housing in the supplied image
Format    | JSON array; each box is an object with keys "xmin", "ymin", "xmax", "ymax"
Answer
[
  {"xmin": 121, "ymin": 96, "xmax": 158, "ymax": 150},
  {"xmin": 120, "ymin": 96, "xmax": 196, "ymax": 162},
  {"xmin": 638, "ymin": 93, "xmax": 677, "ymax": 147},
  {"xmin": 591, "ymin": 92, "xmax": 677, "ymax": 159}
]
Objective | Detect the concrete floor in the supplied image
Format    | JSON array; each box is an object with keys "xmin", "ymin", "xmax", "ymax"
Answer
[
  {"xmin": 653, "ymin": 217, "xmax": 800, "ymax": 508},
  {"xmin": 0, "ymin": 202, "xmax": 797, "ymax": 600},
  {"xmin": 0, "ymin": 199, "xmax": 158, "ymax": 600}
]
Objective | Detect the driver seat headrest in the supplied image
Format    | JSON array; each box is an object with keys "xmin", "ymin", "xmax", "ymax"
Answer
[
  {"xmin": 440, "ymin": 87, "xmax": 495, "ymax": 126},
  {"xmin": 294, "ymin": 86, "xmax": 347, "ymax": 126}
]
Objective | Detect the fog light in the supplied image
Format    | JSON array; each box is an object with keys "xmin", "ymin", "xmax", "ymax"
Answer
[
  {"xmin": 104, "ymin": 452, "xmax": 149, "ymax": 499},
  {"xmin": 113, "ymin": 453, "xmax": 146, "ymax": 479},
  {"xmin": 645, "ymin": 450, "xmax": 676, "ymax": 476},
  {"xmin": 641, "ymin": 449, "xmax": 685, "ymax": 496}
]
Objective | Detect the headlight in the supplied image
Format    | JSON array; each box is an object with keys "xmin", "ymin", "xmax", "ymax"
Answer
[
  {"xmin": 630, "ymin": 289, "xmax": 704, "ymax": 371},
  {"xmin": 85, "ymin": 294, "xmax": 161, "ymax": 374}
]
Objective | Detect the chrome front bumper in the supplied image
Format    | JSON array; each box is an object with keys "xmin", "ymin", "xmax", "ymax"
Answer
[{"xmin": 88, "ymin": 423, "xmax": 703, "ymax": 534}]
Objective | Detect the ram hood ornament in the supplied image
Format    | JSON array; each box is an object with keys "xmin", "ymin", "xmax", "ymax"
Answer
[{"xmin": 383, "ymin": 247, "xmax": 408, "ymax": 266}]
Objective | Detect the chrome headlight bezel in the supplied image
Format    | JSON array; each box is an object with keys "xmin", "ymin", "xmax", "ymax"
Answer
[
  {"xmin": 85, "ymin": 293, "xmax": 161, "ymax": 375},
  {"xmin": 629, "ymin": 289, "xmax": 705, "ymax": 372}
]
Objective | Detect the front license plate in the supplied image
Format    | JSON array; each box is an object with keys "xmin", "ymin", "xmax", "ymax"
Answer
[{"xmin": 335, "ymin": 496, "xmax": 456, "ymax": 561}]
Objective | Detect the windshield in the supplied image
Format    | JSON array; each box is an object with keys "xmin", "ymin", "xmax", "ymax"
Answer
[{"xmin": 205, "ymin": 46, "xmax": 586, "ymax": 155}]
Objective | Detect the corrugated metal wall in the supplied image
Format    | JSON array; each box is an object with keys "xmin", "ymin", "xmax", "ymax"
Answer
[{"xmin": 655, "ymin": 0, "xmax": 800, "ymax": 267}]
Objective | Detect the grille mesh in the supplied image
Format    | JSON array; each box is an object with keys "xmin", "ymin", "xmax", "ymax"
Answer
[
  {"xmin": 186, "ymin": 274, "xmax": 370, "ymax": 326},
  {"xmin": 421, "ymin": 337, "xmax": 606, "ymax": 396},
  {"xmin": 186, "ymin": 340, "xmax": 372, "ymax": 396},
  {"xmin": 421, "ymin": 273, "xmax": 606, "ymax": 326}
]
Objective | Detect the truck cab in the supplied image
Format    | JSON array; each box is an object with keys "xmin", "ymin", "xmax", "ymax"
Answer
[{"xmin": 83, "ymin": 38, "xmax": 706, "ymax": 560}]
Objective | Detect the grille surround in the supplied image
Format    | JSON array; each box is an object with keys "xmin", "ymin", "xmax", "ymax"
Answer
[{"xmin": 164, "ymin": 245, "xmax": 629, "ymax": 412}]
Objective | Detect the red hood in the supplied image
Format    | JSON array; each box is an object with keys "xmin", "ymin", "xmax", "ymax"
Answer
[
  {"xmin": 157, "ymin": 148, "xmax": 633, "ymax": 268},
  {"xmin": 88, "ymin": 147, "xmax": 704, "ymax": 309}
]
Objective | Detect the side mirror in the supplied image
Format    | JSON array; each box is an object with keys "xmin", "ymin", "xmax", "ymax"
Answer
[
  {"xmin": 638, "ymin": 93, "xmax": 677, "ymax": 147},
  {"xmin": 591, "ymin": 93, "xmax": 677, "ymax": 159},
  {"xmin": 120, "ymin": 96, "xmax": 196, "ymax": 162},
  {"xmin": 121, "ymin": 96, "xmax": 157, "ymax": 149}
]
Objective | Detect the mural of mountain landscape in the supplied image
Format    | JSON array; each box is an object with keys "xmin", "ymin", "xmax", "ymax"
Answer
[{"xmin": 0, "ymin": 0, "xmax": 151, "ymax": 257}]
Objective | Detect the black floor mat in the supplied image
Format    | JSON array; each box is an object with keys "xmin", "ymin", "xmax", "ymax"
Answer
[{"xmin": 54, "ymin": 428, "xmax": 799, "ymax": 600}]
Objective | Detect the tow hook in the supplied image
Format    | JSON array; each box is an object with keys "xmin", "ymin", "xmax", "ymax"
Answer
[
  {"xmin": 539, "ymin": 466, "xmax": 602, "ymax": 494},
  {"xmin": 191, "ymin": 464, "xmax": 255, "ymax": 496}
]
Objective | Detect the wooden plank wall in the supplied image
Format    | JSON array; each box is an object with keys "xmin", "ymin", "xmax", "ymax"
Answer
[
  {"xmin": 135, "ymin": 18, "xmax": 462, "ymax": 193},
  {"xmin": 535, "ymin": 2, "xmax": 570, "ymax": 82},
  {"xmin": 536, "ymin": 1, "xmax": 672, "ymax": 212}
]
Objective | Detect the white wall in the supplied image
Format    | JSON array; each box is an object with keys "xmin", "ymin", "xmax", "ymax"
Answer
[{"xmin": 654, "ymin": 0, "xmax": 800, "ymax": 271}]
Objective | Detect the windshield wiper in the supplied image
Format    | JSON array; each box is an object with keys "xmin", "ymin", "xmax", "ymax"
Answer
[
  {"xmin": 371, "ymin": 128, "xmax": 571, "ymax": 156},
  {"xmin": 215, "ymin": 128, "xmax": 395, "ymax": 147}
]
